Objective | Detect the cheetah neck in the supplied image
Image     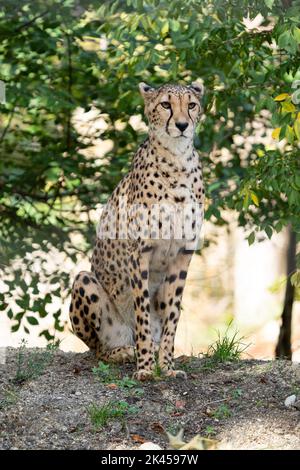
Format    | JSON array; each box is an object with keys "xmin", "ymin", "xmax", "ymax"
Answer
[
  {"xmin": 148, "ymin": 132, "xmax": 196, "ymax": 173},
  {"xmin": 150, "ymin": 131, "xmax": 193, "ymax": 155}
]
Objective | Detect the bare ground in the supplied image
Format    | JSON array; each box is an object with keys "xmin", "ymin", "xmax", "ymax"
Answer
[{"xmin": 0, "ymin": 348, "xmax": 300, "ymax": 450}]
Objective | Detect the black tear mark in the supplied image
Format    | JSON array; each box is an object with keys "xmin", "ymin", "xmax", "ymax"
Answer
[
  {"xmin": 165, "ymin": 105, "xmax": 173, "ymax": 136},
  {"xmin": 188, "ymin": 108, "xmax": 195, "ymax": 124}
]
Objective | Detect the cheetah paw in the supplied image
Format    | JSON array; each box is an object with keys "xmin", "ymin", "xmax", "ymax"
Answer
[
  {"xmin": 113, "ymin": 346, "xmax": 135, "ymax": 363},
  {"xmin": 163, "ymin": 369, "xmax": 187, "ymax": 380},
  {"xmin": 133, "ymin": 369, "xmax": 154, "ymax": 381},
  {"xmin": 98, "ymin": 346, "xmax": 136, "ymax": 364}
]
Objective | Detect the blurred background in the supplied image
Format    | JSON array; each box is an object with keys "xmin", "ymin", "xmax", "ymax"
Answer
[{"xmin": 0, "ymin": 0, "xmax": 299, "ymax": 360}]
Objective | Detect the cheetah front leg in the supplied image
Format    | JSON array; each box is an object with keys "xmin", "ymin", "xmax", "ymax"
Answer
[
  {"xmin": 157, "ymin": 249, "xmax": 193, "ymax": 379},
  {"xmin": 129, "ymin": 246, "xmax": 155, "ymax": 381}
]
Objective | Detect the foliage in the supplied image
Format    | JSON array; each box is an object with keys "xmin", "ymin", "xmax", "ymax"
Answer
[
  {"xmin": 13, "ymin": 339, "xmax": 58, "ymax": 384},
  {"xmin": 0, "ymin": 386, "xmax": 19, "ymax": 410},
  {"xmin": 205, "ymin": 325, "xmax": 249, "ymax": 365},
  {"xmin": 211, "ymin": 403, "xmax": 231, "ymax": 419},
  {"xmin": 0, "ymin": 0, "xmax": 299, "ymax": 337},
  {"xmin": 88, "ymin": 400, "xmax": 138, "ymax": 429},
  {"xmin": 92, "ymin": 361, "xmax": 139, "ymax": 389}
]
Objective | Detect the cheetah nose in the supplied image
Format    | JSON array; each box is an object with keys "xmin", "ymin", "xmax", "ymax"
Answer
[{"xmin": 175, "ymin": 122, "xmax": 188, "ymax": 132}]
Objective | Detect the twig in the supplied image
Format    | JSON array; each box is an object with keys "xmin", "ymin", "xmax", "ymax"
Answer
[
  {"xmin": 15, "ymin": 11, "xmax": 49, "ymax": 32},
  {"xmin": 204, "ymin": 398, "xmax": 229, "ymax": 407}
]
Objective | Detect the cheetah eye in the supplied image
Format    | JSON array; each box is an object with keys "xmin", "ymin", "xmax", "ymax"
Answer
[
  {"xmin": 161, "ymin": 102, "xmax": 171, "ymax": 109},
  {"xmin": 188, "ymin": 102, "xmax": 197, "ymax": 110}
]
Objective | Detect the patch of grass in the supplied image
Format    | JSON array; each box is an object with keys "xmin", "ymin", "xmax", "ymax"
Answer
[
  {"xmin": 92, "ymin": 361, "xmax": 118, "ymax": 383},
  {"xmin": 165, "ymin": 403, "xmax": 176, "ymax": 414},
  {"xmin": 232, "ymin": 388, "xmax": 243, "ymax": 400},
  {"xmin": 0, "ymin": 386, "xmax": 19, "ymax": 410},
  {"xmin": 255, "ymin": 399, "xmax": 264, "ymax": 407},
  {"xmin": 92, "ymin": 361, "xmax": 140, "ymax": 390},
  {"xmin": 204, "ymin": 425, "xmax": 217, "ymax": 438},
  {"xmin": 131, "ymin": 387, "xmax": 145, "ymax": 397},
  {"xmin": 88, "ymin": 400, "xmax": 138, "ymax": 429},
  {"xmin": 203, "ymin": 325, "xmax": 249, "ymax": 369},
  {"xmin": 166, "ymin": 423, "xmax": 182, "ymax": 436},
  {"xmin": 212, "ymin": 404, "xmax": 231, "ymax": 420},
  {"xmin": 291, "ymin": 384, "xmax": 300, "ymax": 396},
  {"xmin": 118, "ymin": 376, "xmax": 138, "ymax": 389},
  {"xmin": 13, "ymin": 339, "xmax": 58, "ymax": 384},
  {"xmin": 153, "ymin": 361, "xmax": 162, "ymax": 378}
]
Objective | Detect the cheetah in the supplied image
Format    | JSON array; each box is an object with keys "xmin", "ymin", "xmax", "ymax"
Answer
[{"xmin": 69, "ymin": 81, "xmax": 205, "ymax": 380}]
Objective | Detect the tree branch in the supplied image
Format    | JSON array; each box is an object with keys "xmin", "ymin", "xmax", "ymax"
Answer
[{"xmin": 15, "ymin": 11, "xmax": 49, "ymax": 32}]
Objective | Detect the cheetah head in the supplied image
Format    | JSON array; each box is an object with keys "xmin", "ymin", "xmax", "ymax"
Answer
[{"xmin": 139, "ymin": 81, "xmax": 204, "ymax": 141}]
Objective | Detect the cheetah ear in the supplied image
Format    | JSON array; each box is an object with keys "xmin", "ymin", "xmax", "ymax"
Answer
[
  {"xmin": 139, "ymin": 82, "xmax": 155, "ymax": 99},
  {"xmin": 190, "ymin": 81, "xmax": 205, "ymax": 98}
]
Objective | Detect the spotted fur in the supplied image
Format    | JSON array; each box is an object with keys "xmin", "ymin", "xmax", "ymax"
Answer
[{"xmin": 69, "ymin": 81, "xmax": 205, "ymax": 380}]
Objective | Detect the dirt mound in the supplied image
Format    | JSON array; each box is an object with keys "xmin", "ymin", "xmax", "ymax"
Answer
[{"xmin": 0, "ymin": 348, "xmax": 299, "ymax": 450}]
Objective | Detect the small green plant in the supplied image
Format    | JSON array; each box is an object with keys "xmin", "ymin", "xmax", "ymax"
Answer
[
  {"xmin": 118, "ymin": 376, "xmax": 138, "ymax": 389},
  {"xmin": 92, "ymin": 361, "xmax": 139, "ymax": 390},
  {"xmin": 212, "ymin": 404, "xmax": 231, "ymax": 420},
  {"xmin": 92, "ymin": 361, "xmax": 117, "ymax": 383},
  {"xmin": 0, "ymin": 386, "xmax": 19, "ymax": 410},
  {"xmin": 165, "ymin": 403, "xmax": 176, "ymax": 414},
  {"xmin": 291, "ymin": 383, "xmax": 300, "ymax": 396},
  {"xmin": 205, "ymin": 325, "xmax": 249, "ymax": 366},
  {"xmin": 232, "ymin": 388, "xmax": 243, "ymax": 400},
  {"xmin": 88, "ymin": 400, "xmax": 138, "ymax": 429},
  {"xmin": 204, "ymin": 425, "xmax": 217, "ymax": 437},
  {"xmin": 166, "ymin": 423, "xmax": 182, "ymax": 436},
  {"xmin": 131, "ymin": 387, "xmax": 145, "ymax": 397},
  {"xmin": 13, "ymin": 339, "xmax": 58, "ymax": 384},
  {"xmin": 255, "ymin": 399, "xmax": 264, "ymax": 408},
  {"xmin": 153, "ymin": 362, "xmax": 162, "ymax": 378}
]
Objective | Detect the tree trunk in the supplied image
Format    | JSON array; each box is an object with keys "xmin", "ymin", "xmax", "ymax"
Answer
[{"xmin": 275, "ymin": 227, "xmax": 296, "ymax": 359}]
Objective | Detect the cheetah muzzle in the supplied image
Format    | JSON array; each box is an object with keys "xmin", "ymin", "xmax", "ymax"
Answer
[{"xmin": 70, "ymin": 81, "xmax": 205, "ymax": 380}]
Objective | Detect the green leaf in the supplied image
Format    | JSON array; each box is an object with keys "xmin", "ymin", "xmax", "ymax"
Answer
[
  {"xmin": 278, "ymin": 31, "xmax": 290, "ymax": 48},
  {"xmin": 248, "ymin": 232, "xmax": 255, "ymax": 245},
  {"xmin": 293, "ymin": 27, "xmax": 300, "ymax": 44},
  {"xmin": 12, "ymin": 324, "xmax": 20, "ymax": 333},
  {"xmin": 27, "ymin": 316, "xmax": 39, "ymax": 326},
  {"xmin": 243, "ymin": 192, "xmax": 249, "ymax": 209},
  {"xmin": 0, "ymin": 301, "xmax": 7, "ymax": 311},
  {"xmin": 265, "ymin": 226, "xmax": 273, "ymax": 239},
  {"xmin": 39, "ymin": 330, "xmax": 55, "ymax": 341},
  {"xmin": 264, "ymin": 0, "xmax": 274, "ymax": 8},
  {"xmin": 170, "ymin": 19, "xmax": 180, "ymax": 31},
  {"xmin": 285, "ymin": 125, "xmax": 294, "ymax": 144},
  {"xmin": 7, "ymin": 309, "xmax": 14, "ymax": 319}
]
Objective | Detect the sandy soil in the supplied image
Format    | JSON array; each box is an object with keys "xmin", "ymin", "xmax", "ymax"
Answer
[{"xmin": 0, "ymin": 348, "xmax": 299, "ymax": 450}]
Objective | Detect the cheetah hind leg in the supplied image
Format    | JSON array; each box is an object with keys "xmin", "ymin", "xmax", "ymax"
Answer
[
  {"xmin": 69, "ymin": 271, "xmax": 103, "ymax": 351},
  {"xmin": 70, "ymin": 271, "xmax": 136, "ymax": 365}
]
